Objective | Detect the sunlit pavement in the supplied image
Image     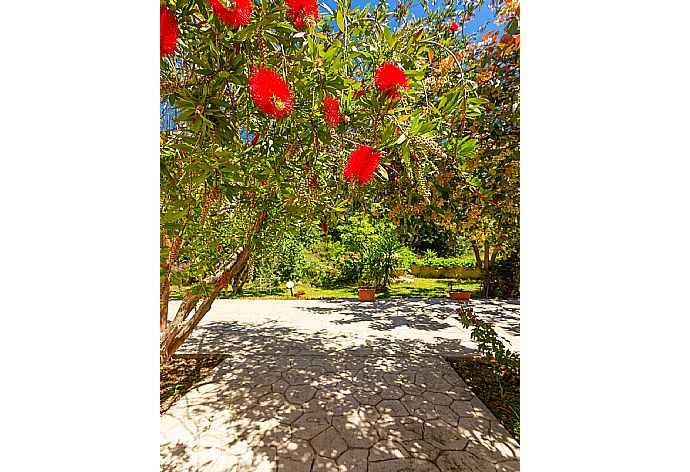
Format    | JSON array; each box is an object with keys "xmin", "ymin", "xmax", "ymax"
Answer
[{"xmin": 162, "ymin": 298, "xmax": 520, "ymax": 471}]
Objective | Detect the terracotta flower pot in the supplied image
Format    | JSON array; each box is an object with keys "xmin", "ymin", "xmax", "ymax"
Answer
[
  {"xmin": 358, "ymin": 288, "xmax": 375, "ymax": 301},
  {"xmin": 449, "ymin": 290, "xmax": 471, "ymax": 300}
]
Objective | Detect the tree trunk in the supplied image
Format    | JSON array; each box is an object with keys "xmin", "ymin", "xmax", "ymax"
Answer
[
  {"xmin": 483, "ymin": 242, "xmax": 491, "ymax": 298},
  {"xmin": 471, "ymin": 242, "xmax": 482, "ymax": 270},
  {"xmin": 160, "ymin": 279, "xmax": 169, "ymax": 332},
  {"xmin": 160, "ymin": 246, "xmax": 251, "ymax": 365},
  {"xmin": 489, "ymin": 245, "xmax": 501, "ymax": 270}
]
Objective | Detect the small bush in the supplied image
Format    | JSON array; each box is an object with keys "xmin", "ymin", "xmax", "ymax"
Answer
[
  {"xmin": 395, "ymin": 246, "xmax": 417, "ymax": 271},
  {"xmin": 419, "ymin": 251, "xmax": 477, "ymax": 270}
]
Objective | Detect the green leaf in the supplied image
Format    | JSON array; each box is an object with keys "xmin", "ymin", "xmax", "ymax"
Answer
[
  {"xmin": 377, "ymin": 165, "xmax": 389, "ymax": 181},
  {"xmin": 505, "ymin": 19, "xmax": 519, "ymax": 35},
  {"xmin": 336, "ymin": 9, "xmax": 345, "ymax": 32}
]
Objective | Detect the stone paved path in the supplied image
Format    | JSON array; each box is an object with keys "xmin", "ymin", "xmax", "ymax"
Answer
[{"xmin": 161, "ymin": 299, "xmax": 520, "ymax": 471}]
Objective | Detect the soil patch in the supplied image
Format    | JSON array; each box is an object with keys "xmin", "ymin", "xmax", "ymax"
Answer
[
  {"xmin": 160, "ymin": 356, "xmax": 225, "ymax": 414},
  {"xmin": 452, "ymin": 358, "xmax": 520, "ymax": 441}
]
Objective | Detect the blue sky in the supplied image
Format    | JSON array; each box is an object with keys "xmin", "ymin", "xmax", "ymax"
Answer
[{"xmin": 344, "ymin": 0, "xmax": 501, "ymax": 38}]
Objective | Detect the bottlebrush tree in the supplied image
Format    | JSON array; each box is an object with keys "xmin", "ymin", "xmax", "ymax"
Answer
[{"xmin": 159, "ymin": 0, "xmax": 506, "ymax": 363}]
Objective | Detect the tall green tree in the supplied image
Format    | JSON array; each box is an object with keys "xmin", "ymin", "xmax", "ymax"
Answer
[{"xmin": 159, "ymin": 0, "xmax": 478, "ymax": 363}]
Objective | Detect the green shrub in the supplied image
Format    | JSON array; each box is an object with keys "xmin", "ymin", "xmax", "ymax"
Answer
[
  {"xmin": 419, "ymin": 251, "xmax": 477, "ymax": 270},
  {"xmin": 395, "ymin": 246, "xmax": 417, "ymax": 271},
  {"xmin": 340, "ymin": 214, "xmax": 403, "ymax": 289},
  {"xmin": 304, "ymin": 239, "xmax": 356, "ymax": 286},
  {"xmin": 456, "ymin": 305, "xmax": 519, "ymax": 373},
  {"xmin": 254, "ymin": 233, "xmax": 308, "ymax": 283},
  {"xmin": 483, "ymin": 254, "xmax": 520, "ymax": 299}
]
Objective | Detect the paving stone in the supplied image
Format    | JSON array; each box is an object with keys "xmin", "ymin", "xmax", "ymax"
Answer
[
  {"xmin": 369, "ymin": 439, "xmax": 410, "ymax": 461},
  {"xmin": 434, "ymin": 404, "xmax": 460, "ymax": 427},
  {"xmin": 376, "ymin": 399, "xmax": 409, "ymax": 417},
  {"xmin": 292, "ymin": 411, "xmax": 331, "ymax": 440},
  {"xmin": 248, "ymin": 385, "xmax": 273, "ymax": 401},
  {"xmin": 400, "ymin": 382, "xmax": 425, "ymax": 396},
  {"xmin": 236, "ymin": 445, "xmax": 277, "ymax": 472},
  {"xmin": 311, "ymin": 427, "xmax": 348, "ymax": 459},
  {"xmin": 276, "ymin": 437, "xmax": 314, "ymax": 464},
  {"xmin": 422, "ymin": 391, "xmax": 453, "ymax": 406},
  {"xmin": 401, "ymin": 439, "xmax": 441, "ymax": 461},
  {"xmin": 332, "ymin": 415, "xmax": 379, "ymax": 448},
  {"xmin": 303, "ymin": 397, "xmax": 329, "ymax": 413},
  {"xmin": 447, "ymin": 385, "xmax": 474, "ymax": 401},
  {"xmin": 408, "ymin": 398, "xmax": 439, "ymax": 421},
  {"xmin": 272, "ymin": 379, "xmax": 290, "ymax": 394},
  {"xmin": 465, "ymin": 437, "xmax": 519, "ymax": 463},
  {"xmin": 495, "ymin": 460, "xmax": 520, "ymax": 471},
  {"xmin": 277, "ymin": 457, "xmax": 312, "ymax": 472},
  {"xmin": 457, "ymin": 417, "xmax": 493, "ymax": 438},
  {"xmin": 380, "ymin": 385, "xmax": 405, "ymax": 400},
  {"xmin": 336, "ymin": 448, "xmax": 368, "ymax": 471},
  {"xmin": 285, "ymin": 385, "xmax": 317, "ymax": 404},
  {"xmin": 261, "ymin": 427, "xmax": 293, "ymax": 449},
  {"xmin": 424, "ymin": 419, "xmax": 469, "ymax": 451},
  {"xmin": 324, "ymin": 394, "xmax": 358, "ymax": 416},
  {"xmin": 258, "ymin": 392, "xmax": 286, "ymax": 408},
  {"xmin": 206, "ymin": 453, "xmax": 239, "ymax": 472},
  {"xmin": 376, "ymin": 416, "xmax": 424, "ymax": 442},
  {"xmin": 254, "ymin": 373, "xmax": 283, "ymax": 388},
  {"xmin": 275, "ymin": 403, "xmax": 304, "ymax": 425},
  {"xmin": 437, "ymin": 450, "xmax": 495, "ymax": 472},
  {"xmin": 312, "ymin": 455, "xmax": 340, "ymax": 471},
  {"xmin": 417, "ymin": 371, "xmax": 452, "ymax": 393},
  {"xmin": 353, "ymin": 390, "xmax": 382, "ymax": 406},
  {"xmin": 283, "ymin": 370, "xmax": 309, "ymax": 386},
  {"xmin": 356, "ymin": 404, "xmax": 381, "ymax": 423},
  {"xmin": 368, "ymin": 458, "xmax": 435, "ymax": 472},
  {"xmin": 450, "ymin": 400, "xmax": 475, "ymax": 417}
]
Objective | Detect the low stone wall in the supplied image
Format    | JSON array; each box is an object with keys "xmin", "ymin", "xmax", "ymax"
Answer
[{"xmin": 410, "ymin": 263, "xmax": 483, "ymax": 279}]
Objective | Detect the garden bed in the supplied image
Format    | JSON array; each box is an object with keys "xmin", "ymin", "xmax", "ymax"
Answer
[
  {"xmin": 170, "ymin": 278, "xmax": 482, "ymax": 300},
  {"xmin": 451, "ymin": 358, "xmax": 520, "ymax": 441},
  {"xmin": 160, "ymin": 355, "xmax": 225, "ymax": 414}
]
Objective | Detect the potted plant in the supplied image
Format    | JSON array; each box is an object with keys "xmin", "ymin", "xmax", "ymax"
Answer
[
  {"xmin": 449, "ymin": 283, "xmax": 472, "ymax": 300},
  {"xmin": 357, "ymin": 260, "xmax": 377, "ymax": 301}
]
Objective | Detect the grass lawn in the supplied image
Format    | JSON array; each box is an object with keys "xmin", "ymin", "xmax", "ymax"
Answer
[{"xmin": 200, "ymin": 277, "xmax": 482, "ymax": 300}]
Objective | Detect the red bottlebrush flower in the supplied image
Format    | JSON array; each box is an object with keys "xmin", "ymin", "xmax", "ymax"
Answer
[
  {"xmin": 160, "ymin": 6, "xmax": 179, "ymax": 60},
  {"xmin": 353, "ymin": 90, "xmax": 366, "ymax": 98},
  {"xmin": 342, "ymin": 145, "xmax": 381, "ymax": 185},
  {"xmin": 259, "ymin": 180, "xmax": 267, "ymax": 185},
  {"xmin": 320, "ymin": 222, "xmax": 328, "ymax": 233},
  {"xmin": 449, "ymin": 21, "xmax": 459, "ymax": 32},
  {"xmin": 323, "ymin": 96, "xmax": 342, "ymax": 125},
  {"xmin": 208, "ymin": 0, "xmax": 252, "ymax": 28},
  {"xmin": 374, "ymin": 63, "xmax": 410, "ymax": 99},
  {"xmin": 209, "ymin": 186, "xmax": 219, "ymax": 200},
  {"xmin": 248, "ymin": 67, "xmax": 294, "ymax": 118},
  {"xmin": 286, "ymin": 0, "xmax": 320, "ymax": 27}
]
